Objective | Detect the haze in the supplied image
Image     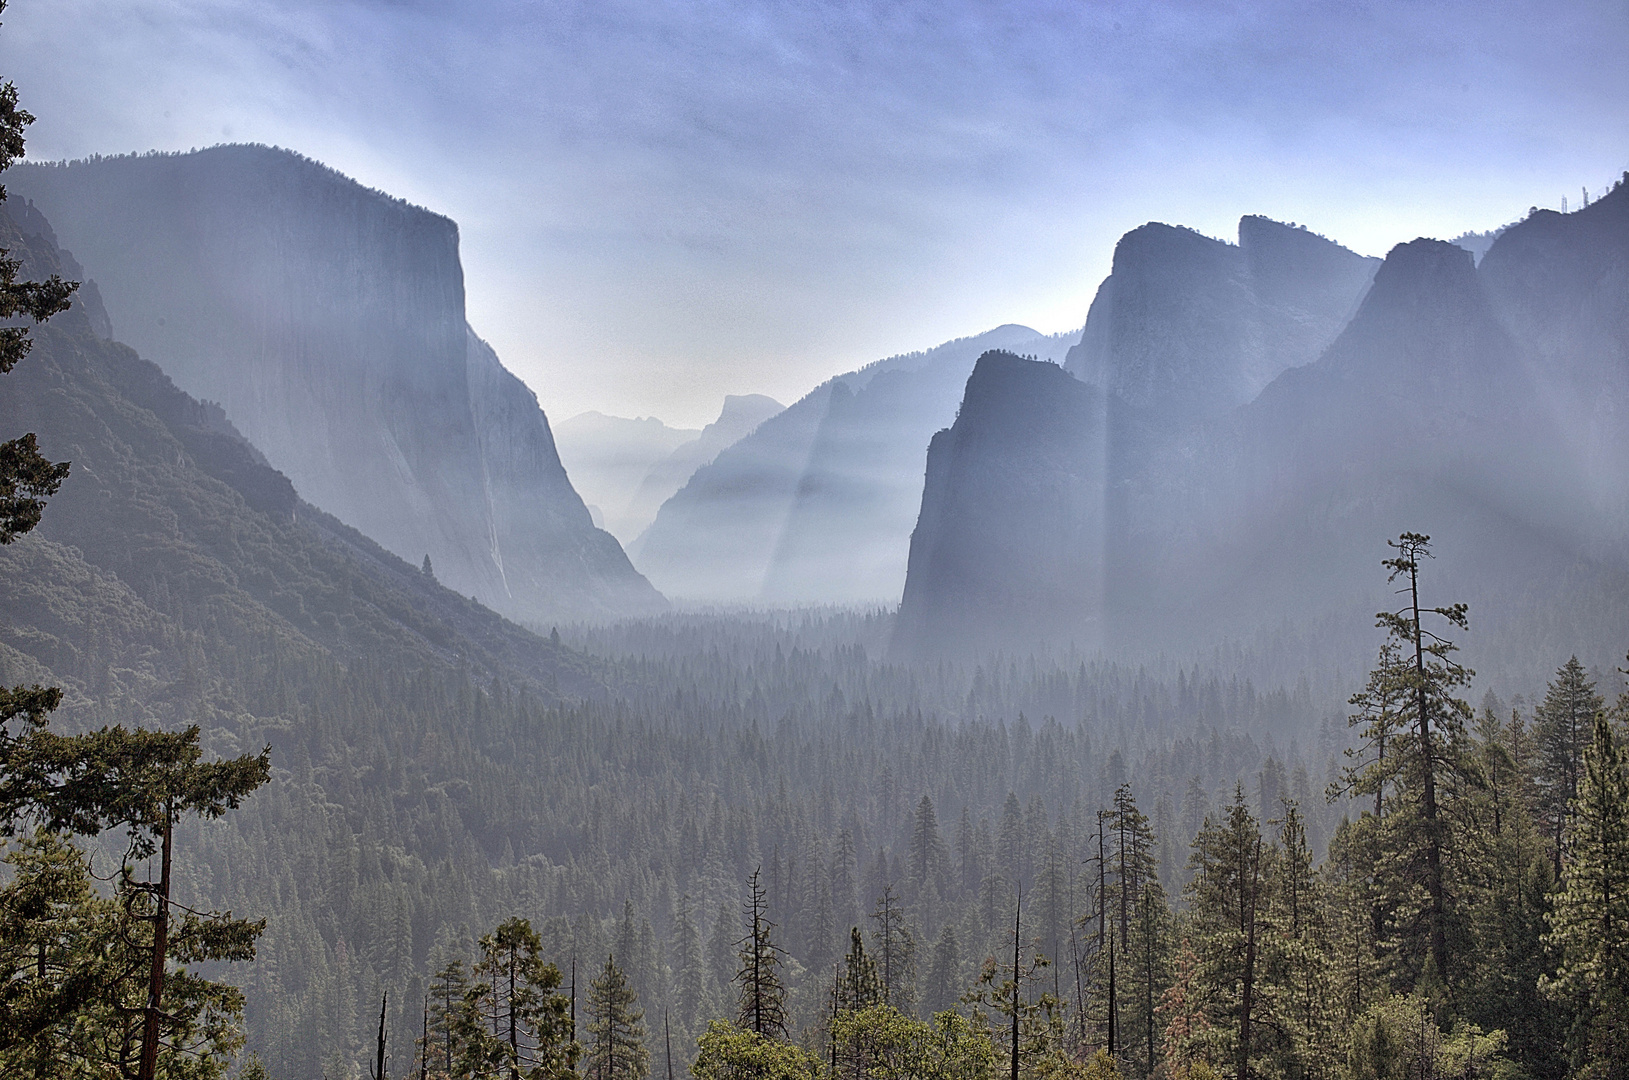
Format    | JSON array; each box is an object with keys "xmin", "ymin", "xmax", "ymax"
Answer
[{"xmin": 3, "ymin": 0, "xmax": 1626, "ymax": 426}]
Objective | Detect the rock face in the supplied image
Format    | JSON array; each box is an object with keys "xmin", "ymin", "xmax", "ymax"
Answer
[
  {"xmin": 0, "ymin": 199, "xmax": 605, "ymax": 706},
  {"xmin": 632, "ymin": 324, "xmax": 1077, "ymax": 602},
  {"xmin": 1067, "ymin": 217, "xmax": 1377, "ymax": 470},
  {"xmin": 896, "ymin": 195, "xmax": 1629, "ymax": 670},
  {"xmin": 894, "ymin": 352, "xmax": 1103, "ymax": 658},
  {"xmin": 9, "ymin": 146, "xmax": 664, "ymax": 623}
]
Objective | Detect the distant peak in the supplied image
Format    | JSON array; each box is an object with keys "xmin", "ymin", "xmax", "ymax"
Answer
[
  {"xmin": 1375, "ymin": 237, "xmax": 1476, "ymax": 285},
  {"xmin": 1113, "ymin": 221, "xmax": 1231, "ymax": 266}
]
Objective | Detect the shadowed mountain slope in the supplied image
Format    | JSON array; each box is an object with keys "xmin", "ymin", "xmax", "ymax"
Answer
[
  {"xmin": 633, "ymin": 324, "xmax": 1076, "ymax": 602},
  {"xmin": 8, "ymin": 146, "xmax": 663, "ymax": 624},
  {"xmin": 894, "ymin": 352, "xmax": 1104, "ymax": 659},
  {"xmin": 897, "ymin": 196, "xmax": 1629, "ymax": 678},
  {"xmin": 0, "ymin": 201, "xmax": 605, "ymax": 720}
]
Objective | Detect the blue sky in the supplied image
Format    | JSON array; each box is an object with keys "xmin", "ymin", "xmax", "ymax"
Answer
[{"xmin": 4, "ymin": 0, "xmax": 1626, "ymax": 426}]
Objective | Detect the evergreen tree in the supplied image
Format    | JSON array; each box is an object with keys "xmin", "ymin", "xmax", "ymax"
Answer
[
  {"xmin": 1463, "ymin": 706, "xmax": 1564, "ymax": 1077},
  {"xmin": 838, "ymin": 928, "xmax": 882, "ymax": 1013},
  {"xmin": 734, "ymin": 870, "xmax": 789, "ymax": 1039},
  {"xmin": 0, "ymin": 22, "xmax": 75, "ymax": 546},
  {"xmin": 1185, "ymin": 788, "xmax": 1267, "ymax": 1080},
  {"xmin": 586, "ymin": 954, "xmax": 650, "ymax": 1080},
  {"xmin": 458, "ymin": 918, "xmax": 577, "ymax": 1080},
  {"xmin": 925, "ymin": 925, "xmax": 962, "ymax": 1017},
  {"xmin": 672, "ymin": 897, "xmax": 706, "ymax": 1042},
  {"xmin": 1374, "ymin": 532, "xmax": 1474, "ymax": 997},
  {"xmin": 1257, "ymin": 801, "xmax": 1335, "ymax": 1080},
  {"xmin": 869, "ymin": 885, "xmax": 916, "ymax": 1012},
  {"xmin": 1542, "ymin": 712, "xmax": 1629, "ymax": 1077},
  {"xmin": 425, "ymin": 959, "xmax": 471, "ymax": 1079},
  {"xmin": 910, "ymin": 795, "xmax": 948, "ymax": 900},
  {"xmin": 1535, "ymin": 657, "xmax": 1604, "ymax": 877}
]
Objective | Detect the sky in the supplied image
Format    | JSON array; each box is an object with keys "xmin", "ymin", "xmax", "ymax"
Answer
[{"xmin": 3, "ymin": 0, "xmax": 1626, "ymax": 428}]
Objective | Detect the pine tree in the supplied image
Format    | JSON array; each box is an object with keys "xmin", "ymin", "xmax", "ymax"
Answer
[
  {"xmin": 1463, "ymin": 706, "xmax": 1564, "ymax": 1077},
  {"xmin": 909, "ymin": 795, "xmax": 948, "ymax": 900},
  {"xmin": 734, "ymin": 869, "xmax": 789, "ymax": 1039},
  {"xmin": 869, "ymin": 884, "xmax": 916, "ymax": 1012},
  {"xmin": 425, "ymin": 960, "xmax": 471, "ymax": 1078},
  {"xmin": 671, "ymin": 897, "xmax": 706, "ymax": 1041},
  {"xmin": 0, "ymin": 32, "xmax": 75, "ymax": 546},
  {"xmin": 925, "ymin": 924, "xmax": 962, "ymax": 1016},
  {"xmin": 1185, "ymin": 787, "xmax": 1267, "ymax": 1080},
  {"xmin": 1321, "ymin": 819, "xmax": 1383, "ymax": 1036},
  {"xmin": 1107, "ymin": 784, "xmax": 1163, "ymax": 1075},
  {"xmin": 586, "ymin": 954, "xmax": 650, "ymax": 1080},
  {"xmin": 1535, "ymin": 657, "xmax": 1604, "ymax": 877},
  {"xmin": 1337, "ymin": 640, "xmax": 1412, "ymax": 823},
  {"xmin": 837, "ymin": 927, "xmax": 882, "ymax": 1013},
  {"xmin": 1339, "ymin": 533, "xmax": 1476, "ymax": 1001},
  {"xmin": 458, "ymin": 918, "xmax": 577, "ymax": 1080},
  {"xmin": 1542, "ymin": 712, "xmax": 1629, "ymax": 1077},
  {"xmin": 1256, "ymin": 801, "xmax": 1334, "ymax": 1080}
]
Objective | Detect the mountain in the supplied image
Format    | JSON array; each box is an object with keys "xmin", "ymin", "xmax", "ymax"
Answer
[
  {"xmin": 893, "ymin": 352, "xmax": 1103, "ymax": 659},
  {"xmin": 631, "ymin": 324, "xmax": 1077, "ymax": 602},
  {"xmin": 623, "ymin": 394, "xmax": 783, "ymax": 539},
  {"xmin": 0, "ymin": 199, "xmax": 606, "ymax": 722},
  {"xmin": 7, "ymin": 146, "xmax": 664, "ymax": 624},
  {"xmin": 1066, "ymin": 216, "xmax": 1377, "ymax": 483},
  {"xmin": 895, "ymin": 196, "xmax": 1629, "ymax": 677},
  {"xmin": 554, "ymin": 412, "xmax": 702, "ymax": 538}
]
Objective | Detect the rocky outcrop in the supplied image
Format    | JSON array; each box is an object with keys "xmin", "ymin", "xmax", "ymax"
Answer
[
  {"xmin": 633, "ymin": 324, "xmax": 1077, "ymax": 602},
  {"xmin": 9, "ymin": 146, "xmax": 664, "ymax": 623},
  {"xmin": 893, "ymin": 352, "xmax": 1104, "ymax": 659}
]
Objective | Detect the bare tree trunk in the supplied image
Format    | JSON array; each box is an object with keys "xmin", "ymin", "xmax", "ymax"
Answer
[
  {"xmin": 1405, "ymin": 561, "xmax": 1449, "ymax": 986},
  {"xmin": 1011, "ymin": 889, "xmax": 1021, "ymax": 1080},
  {"xmin": 371, "ymin": 993, "xmax": 388, "ymax": 1080},
  {"xmin": 137, "ymin": 800, "xmax": 173, "ymax": 1080}
]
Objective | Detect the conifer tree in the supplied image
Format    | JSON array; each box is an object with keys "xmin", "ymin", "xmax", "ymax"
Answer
[
  {"xmin": 925, "ymin": 925, "xmax": 962, "ymax": 1016},
  {"xmin": 1463, "ymin": 707, "xmax": 1563, "ymax": 1076},
  {"xmin": 734, "ymin": 869, "xmax": 789, "ymax": 1039},
  {"xmin": 1185, "ymin": 787, "xmax": 1267, "ymax": 1080},
  {"xmin": 1542, "ymin": 712, "xmax": 1629, "ymax": 1077},
  {"xmin": 425, "ymin": 959, "xmax": 471, "ymax": 1078},
  {"xmin": 869, "ymin": 885, "xmax": 916, "ymax": 1012},
  {"xmin": 1535, "ymin": 657, "xmax": 1604, "ymax": 877},
  {"xmin": 458, "ymin": 918, "xmax": 577, "ymax": 1080},
  {"xmin": 837, "ymin": 928, "xmax": 882, "ymax": 1013},
  {"xmin": 910, "ymin": 795, "xmax": 948, "ymax": 900},
  {"xmin": 672, "ymin": 897, "xmax": 706, "ymax": 1042},
  {"xmin": 0, "ymin": 10, "xmax": 75, "ymax": 546},
  {"xmin": 1106, "ymin": 784, "xmax": 1163, "ymax": 1075},
  {"xmin": 1340, "ymin": 533, "xmax": 1476, "ymax": 1000},
  {"xmin": 586, "ymin": 954, "xmax": 650, "ymax": 1080}
]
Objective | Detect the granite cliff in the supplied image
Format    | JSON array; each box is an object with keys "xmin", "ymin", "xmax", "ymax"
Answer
[
  {"xmin": 9, "ymin": 146, "xmax": 664, "ymax": 624},
  {"xmin": 895, "ymin": 195, "xmax": 1629, "ymax": 676},
  {"xmin": 893, "ymin": 352, "xmax": 1103, "ymax": 658}
]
